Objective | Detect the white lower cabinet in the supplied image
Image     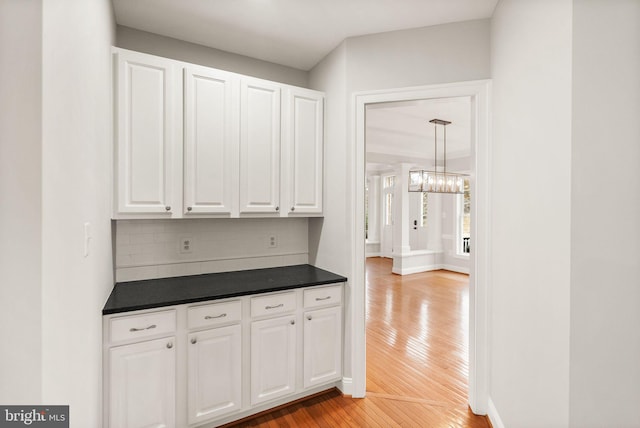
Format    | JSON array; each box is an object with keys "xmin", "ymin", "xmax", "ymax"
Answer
[
  {"xmin": 304, "ymin": 305, "xmax": 343, "ymax": 389},
  {"xmin": 104, "ymin": 284, "xmax": 343, "ymax": 428},
  {"xmin": 187, "ymin": 324, "xmax": 242, "ymax": 425},
  {"xmin": 108, "ymin": 337, "xmax": 176, "ymax": 428},
  {"xmin": 250, "ymin": 314, "xmax": 297, "ymax": 405}
]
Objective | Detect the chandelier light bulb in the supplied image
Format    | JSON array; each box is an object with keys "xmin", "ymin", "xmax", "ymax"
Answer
[{"xmin": 407, "ymin": 118, "xmax": 468, "ymax": 194}]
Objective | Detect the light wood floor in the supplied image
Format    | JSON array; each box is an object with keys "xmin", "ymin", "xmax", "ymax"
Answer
[{"xmin": 228, "ymin": 258, "xmax": 490, "ymax": 427}]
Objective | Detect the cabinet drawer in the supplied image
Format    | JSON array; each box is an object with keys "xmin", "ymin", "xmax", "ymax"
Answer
[
  {"xmin": 251, "ymin": 292, "xmax": 296, "ymax": 318},
  {"xmin": 188, "ymin": 300, "xmax": 241, "ymax": 330},
  {"xmin": 110, "ymin": 309, "xmax": 176, "ymax": 343},
  {"xmin": 303, "ymin": 284, "xmax": 342, "ymax": 309}
]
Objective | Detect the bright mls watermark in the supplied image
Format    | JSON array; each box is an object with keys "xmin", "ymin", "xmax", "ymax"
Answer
[{"xmin": 0, "ymin": 406, "xmax": 68, "ymax": 427}]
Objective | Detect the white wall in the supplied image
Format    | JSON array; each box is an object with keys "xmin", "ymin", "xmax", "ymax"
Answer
[
  {"xmin": 308, "ymin": 41, "xmax": 351, "ymax": 383},
  {"xmin": 490, "ymin": 0, "xmax": 573, "ymax": 426},
  {"xmin": 0, "ymin": 0, "xmax": 43, "ymax": 404},
  {"xmin": 309, "ymin": 20, "xmax": 490, "ymax": 390},
  {"xmin": 115, "ymin": 218, "xmax": 309, "ymax": 281},
  {"xmin": 116, "ymin": 25, "xmax": 308, "ymax": 87},
  {"xmin": 40, "ymin": 0, "xmax": 115, "ymax": 426},
  {"xmin": 569, "ymin": 0, "xmax": 640, "ymax": 426},
  {"xmin": 345, "ymin": 19, "xmax": 491, "ymax": 93},
  {"xmin": 308, "ymin": 42, "xmax": 349, "ymax": 275}
]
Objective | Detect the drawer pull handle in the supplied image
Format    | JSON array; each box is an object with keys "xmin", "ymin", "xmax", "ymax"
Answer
[
  {"xmin": 315, "ymin": 296, "xmax": 331, "ymax": 301},
  {"xmin": 129, "ymin": 324, "xmax": 157, "ymax": 332},
  {"xmin": 204, "ymin": 313, "xmax": 227, "ymax": 320},
  {"xmin": 265, "ymin": 303, "xmax": 284, "ymax": 310}
]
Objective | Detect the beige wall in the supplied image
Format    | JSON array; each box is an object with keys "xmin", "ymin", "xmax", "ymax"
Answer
[{"xmin": 117, "ymin": 25, "xmax": 309, "ymax": 87}]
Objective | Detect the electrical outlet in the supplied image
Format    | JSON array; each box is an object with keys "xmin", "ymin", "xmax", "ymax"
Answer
[
  {"xmin": 268, "ymin": 235, "xmax": 277, "ymax": 248},
  {"xmin": 180, "ymin": 237, "xmax": 193, "ymax": 254}
]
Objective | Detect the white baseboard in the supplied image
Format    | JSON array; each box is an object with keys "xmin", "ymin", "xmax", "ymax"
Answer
[
  {"xmin": 487, "ymin": 397, "xmax": 505, "ymax": 428},
  {"xmin": 391, "ymin": 264, "xmax": 470, "ymax": 276},
  {"xmin": 392, "ymin": 264, "xmax": 440, "ymax": 275},
  {"xmin": 440, "ymin": 264, "xmax": 470, "ymax": 274},
  {"xmin": 338, "ymin": 377, "xmax": 353, "ymax": 396}
]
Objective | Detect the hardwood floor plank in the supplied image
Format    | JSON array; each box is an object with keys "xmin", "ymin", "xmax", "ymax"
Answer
[{"xmin": 228, "ymin": 258, "xmax": 490, "ymax": 427}]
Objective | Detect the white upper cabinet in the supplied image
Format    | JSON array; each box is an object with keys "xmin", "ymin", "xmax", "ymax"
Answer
[
  {"xmin": 282, "ymin": 88, "xmax": 324, "ymax": 215},
  {"xmin": 112, "ymin": 48, "xmax": 323, "ymax": 219},
  {"xmin": 183, "ymin": 66, "xmax": 238, "ymax": 216},
  {"xmin": 239, "ymin": 79, "xmax": 281, "ymax": 215},
  {"xmin": 114, "ymin": 50, "xmax": 181, "ymax": 217}
]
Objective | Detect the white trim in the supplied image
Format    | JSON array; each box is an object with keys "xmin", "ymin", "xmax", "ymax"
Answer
[
  {"xmin": 440, "ymin": 264, "xmax": 470, "ymax": 275},
  {"xmin": 392, "ymin": 264, "xmax": 440, "ymax": 275},
  {"xmin": 487, "ymin": 397, "xmax": 505, "ymax": 428},
  {"xmin": 390, "ymin": 264, "xmax": 470, "ymax": 276},
  {"xmin": 338, "ymin": 377, "xmax": 353, "ymax": 396},
  {"xmin": 452, "ymin": 253, "xmax": 471, "ymax": 260},
  {"xmin": 352, "ymin": 80, "xmax": 491, "ymax": 413}
]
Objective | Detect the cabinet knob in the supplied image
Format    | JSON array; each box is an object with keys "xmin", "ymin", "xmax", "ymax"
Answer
[
  {"xmin": 275, "ymin": 206, "xmax": 280, "ymax": 212},
  {"xmin": 291, "ymin": 207, "xmax": 295, "ymax": 212},
  {"xmin": 187, "ymin": 206, "xmax": 192, "ymax": 212},
  {"xmin": 166, "ymin": 342, "xmax": 173, "ymax": 349},
  {"xmin": 165, "ymin": 206, "xmax": 171, "ymax": 212},
  {"xmin": 191, "ymin": 338, "xmax": 197, "ymax": 344},
  {"xmin": 307, "ymin": 315, "xmax": 312, "ymax": 321},
  {"xmin": 290, "ymin": 320, "xmax": 295, "ymax": 325}
]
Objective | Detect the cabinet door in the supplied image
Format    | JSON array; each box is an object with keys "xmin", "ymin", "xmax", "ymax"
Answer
[
  {"xmin": 187, "ymin": 324, "xmax": 242, "ymax": 425},
  {"xmin": 114, "ymin": 50, "xmax": 181, "ymax": 217},
  {"xmin": 251, "ymin": 315, "xmax": 296, "ymax": 405},
  {"xmin": 108, "ymin": 337, "xmax": 176, "ymax": 428},
  {"xmin": 183, "ymin": 66, "xmax": 238, "ymax": 216},
  {"xmin": 303, "ymin": 306, "xmax": 342, "ymax": 389},
  {"xmin": 283, "ymin": 88, "xmax": 324, "ymax": 215},
  {"xmin": 239, "ymin": 79, "xmax": 281, "ymax": 214}
]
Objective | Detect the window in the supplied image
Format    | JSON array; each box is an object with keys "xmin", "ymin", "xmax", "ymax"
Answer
[
  {"xmin": 365, "ymin": 180, "xmax": 369, "ymax": 240},
  {"xmin": 421, "ymin": 192, "xmax": 428, "ymax": 227},
  {"xmin": 383, "ymin": 176, "xmax": 394, "ymax": 226},
  {"xmin": 457, "ymin": 179, "xmax": 471, "ymax": 254}
]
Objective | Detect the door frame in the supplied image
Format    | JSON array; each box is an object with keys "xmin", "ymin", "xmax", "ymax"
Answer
[{"xmin": 350, "ymin": 80, "xmax": 491, "ymax": 414}]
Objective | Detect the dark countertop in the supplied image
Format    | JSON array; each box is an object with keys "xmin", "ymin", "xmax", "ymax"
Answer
[{"xmin": 103, "ymin": 264, "xmax": 347, "ymax": 315}]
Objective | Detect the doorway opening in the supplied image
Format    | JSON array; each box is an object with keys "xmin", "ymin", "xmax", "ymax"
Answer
[{"xmin": 351, "ymin": 81, "xmax": 490, "ymax": 415}]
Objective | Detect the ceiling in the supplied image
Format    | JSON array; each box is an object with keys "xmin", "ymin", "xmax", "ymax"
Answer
[
  {"xmin": 366, "ymin": 97, "xmax": 472, "ymax": 173},
  {"xmin": 112, "ymin": 1, "xmax": 484, "ymax": 172},
  {"xmin": 112, "ymin": 0, "xmax": 498, "ymax": 71}
]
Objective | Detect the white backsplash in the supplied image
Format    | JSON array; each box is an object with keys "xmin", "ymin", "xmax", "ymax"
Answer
[{"xmin": 114, "ymin": 218, "xmax": 309, "ymax": 282}]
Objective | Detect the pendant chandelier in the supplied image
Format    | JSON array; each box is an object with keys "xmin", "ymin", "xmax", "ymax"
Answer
[{"xmin": 408, "ymin": 118, "xmax": 467, "ymax": 194}]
